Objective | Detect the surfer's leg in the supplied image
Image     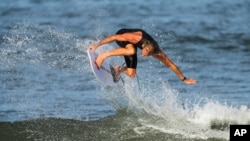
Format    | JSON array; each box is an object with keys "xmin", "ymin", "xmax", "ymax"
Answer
[
  {"xmin": 95, "ymin": 44, "xmax": 136, "ymax": 68},
  {"xmin": 114, "ymin": 65, "xmax": 136, "ymax": 78},
  {"xmin": 116, "ymin": 49, "xmax": 137, "ymax": 78},
  {"xmin": 124, "ymin": 68, "xmax": 136, "ymax": 78}
]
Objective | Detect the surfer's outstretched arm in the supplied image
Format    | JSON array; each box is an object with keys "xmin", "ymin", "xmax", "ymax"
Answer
[
  {"xmin": 152, "ymin": 51, "xmax": 197, "ymax": 85},
  {"xmin": 89, "ymin": 35, "xmax": 126, "ymax": 51}
]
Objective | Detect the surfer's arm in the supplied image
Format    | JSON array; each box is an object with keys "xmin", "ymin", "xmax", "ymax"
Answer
[
  {"xmin": 152, "ymin": 51, "xmax": 197, "ymax": 84},
  {"xmin": 89, "ymin": 35, "xmax": 126, "ymax": 51}
]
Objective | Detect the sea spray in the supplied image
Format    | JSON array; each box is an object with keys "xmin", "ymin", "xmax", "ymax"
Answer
[
  {"xmin": 191, "ymin": 100, "xmax": 250, "ymax": 128},
  {"xmin": 99, "ymin": 76, "xmax": 250, "ymax": 140},
  {"xmin": 1, "ymin": 22, "xmax": 115, "ymax": 121}
]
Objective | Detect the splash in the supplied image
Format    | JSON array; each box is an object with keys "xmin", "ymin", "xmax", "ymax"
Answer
[
  {"xmin": 191, "ymin": 100, "xmax": 250, "ymax": 128},
  {"xmin": 100, "ymin": 75, "xmax": 250, "ymax": 140},
  {"xmin": 1, "ymin": 22, "xmax": 87, "ymax": 71}
]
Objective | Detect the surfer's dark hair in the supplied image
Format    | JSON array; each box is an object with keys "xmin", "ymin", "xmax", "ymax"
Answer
[{"xmin": 142, "ymin": 40, "xmax": 158, "ymax": 54}]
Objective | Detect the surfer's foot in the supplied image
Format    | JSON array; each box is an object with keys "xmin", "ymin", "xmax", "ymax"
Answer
[
  {"xmin": 95, "ymin": 54, "xmax": 106, "ymax": 69},
  {"xmin": 110, "ymin": 65, "xmax": 121, "ymax": 82},
  {"xmin": 114, "ymin": 65, "xmax": 121, "ymax": 75}
]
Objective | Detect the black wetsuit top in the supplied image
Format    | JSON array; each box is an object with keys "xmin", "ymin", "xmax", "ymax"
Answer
[{"xmin": 115, "ymin": 28, "xmax": 160, "ymax": 69}]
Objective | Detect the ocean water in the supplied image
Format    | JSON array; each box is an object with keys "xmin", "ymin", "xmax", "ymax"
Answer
[{"xmin": 0, "ymin": 0, "xmax": 250, "ymax": 141}]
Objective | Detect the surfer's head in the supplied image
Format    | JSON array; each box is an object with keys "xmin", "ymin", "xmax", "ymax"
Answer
[{"xmin": 141, "ymin": 40, "xmax": 155, "ymax": 57}]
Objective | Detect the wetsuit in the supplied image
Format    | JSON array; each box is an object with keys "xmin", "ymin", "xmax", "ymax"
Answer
[{"xmin": 116, "ymin": 28, "xmax": 160, "ymax": 69}]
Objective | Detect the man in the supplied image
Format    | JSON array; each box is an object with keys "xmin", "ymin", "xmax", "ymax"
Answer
[{"xmin": 89, "ymin": 28, "xmax": 197, "ymax": 85}]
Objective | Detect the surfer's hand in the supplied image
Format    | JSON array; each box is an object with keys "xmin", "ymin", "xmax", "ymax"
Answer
[
  {"xmin": 89, "ymin": 44, "xmax": 97, "ymax": 51},
  {"xmin": 183, "ymin": 78, "xmax": 197, "ymax": 85}
]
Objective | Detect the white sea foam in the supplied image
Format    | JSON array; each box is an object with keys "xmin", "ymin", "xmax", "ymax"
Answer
[{"xmin": 101, "ymin": 77, "xmax": 250, "ymax": 140}]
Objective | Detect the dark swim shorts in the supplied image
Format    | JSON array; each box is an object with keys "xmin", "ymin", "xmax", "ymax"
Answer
[{"xmin": 116, "ymin": 29, "xmax": 138, "ymax": 69}]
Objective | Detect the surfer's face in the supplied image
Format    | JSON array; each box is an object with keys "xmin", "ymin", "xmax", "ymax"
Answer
[
  {"xmin": 142, "ymin": 45, "xmax": 154, "ymax": 57},
  {"xmin": 141, "ymin": 40, "xmax": 154, "ymax": 57}
]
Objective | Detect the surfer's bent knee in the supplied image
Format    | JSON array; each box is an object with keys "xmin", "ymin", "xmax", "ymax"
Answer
[{"xmin": 126, "ymin": 68, "xmax": 136, "ymax": 78}]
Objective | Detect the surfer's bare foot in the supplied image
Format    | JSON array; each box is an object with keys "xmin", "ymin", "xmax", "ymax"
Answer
[
  {"xmin": 95, "ymin": 53, "xmax": 106, "ymax": 69},
  {"xmin": 114, "ymin": 65, "xmax": 121, "ymax": 75},
  {"xmin": 113, "ymin": 65, "xmax": 121, "ymax": 82}
]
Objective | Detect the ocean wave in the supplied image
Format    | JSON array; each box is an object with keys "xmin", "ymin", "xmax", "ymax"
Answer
[{"xmin": 0, "ymin": 111, "xmax": 228, "ymax": 141}]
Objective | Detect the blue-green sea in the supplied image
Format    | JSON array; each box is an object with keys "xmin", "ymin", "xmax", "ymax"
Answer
[{"xmin": 1, "ymin": 0, "xmax": 250, "ymax": 140}]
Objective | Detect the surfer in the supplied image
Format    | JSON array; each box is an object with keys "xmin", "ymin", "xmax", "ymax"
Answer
[{"xmin": 89, "ymin": 28, "xmax": 197, "ymax": 84}]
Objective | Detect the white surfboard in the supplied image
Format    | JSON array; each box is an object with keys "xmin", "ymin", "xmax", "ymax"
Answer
[{"xmin": 87, "ymin": 49, "xmax": 117, "ymax": 86}]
